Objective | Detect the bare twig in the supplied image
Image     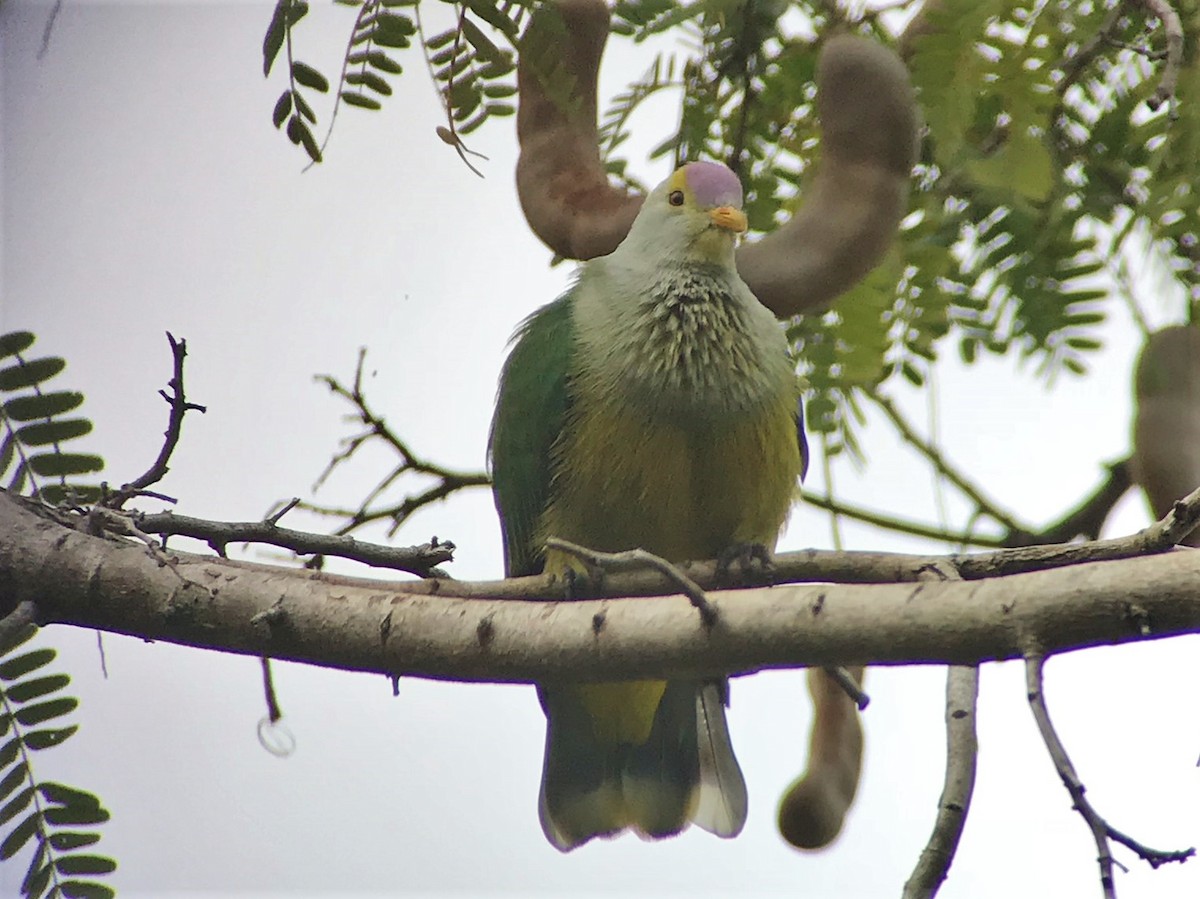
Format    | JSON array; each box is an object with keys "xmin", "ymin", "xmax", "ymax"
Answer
[
  {"xmin": 867, "ymin": 391, "xmax": 1023, "ymax": 535},
  {"xmin": 1055, "ymin": 5, "xmax": 1126, "ymax": 98},
  {"xmin": 1025, "ymin": 653, "xmax": 1194, "ymax": 897},
  {"xmin": 1023, "ymin": 459, "xmax": 1132, "ymax": 545},
  {"xmin": 903, "ymin": 664, "xmax": 979, "ymax": 899},
  {"xmin": 105, "ymin": 333, "xmax": 206, "ymax": 510},
  {"xmin": 544, "ymin": 537, "xmax": 718, "ymax": 626},
  {"xmin": 822, "ymin": 665, "xmax": 869, "ymax": 710},
  {"xmin": 308, "ymin": 351, "xmax": 489, "ymax": 539},
  {"xmin": 134, "ymin": 509, "xmax": 455, "ymax": 577},
  {"xmin": 261, "ymin": 656, "xmax": 283, "ymax": 723},
  {"xmin": 37, "ymin": 0, "xmax": 63, "ymax": 60},
  {"xmin": 800, "ymin": 489, "xmax": 1009, "ymax": 549},
  {"xmin": 1133, "ymin": 0, "xmax": 1184, "ymax": 111}
]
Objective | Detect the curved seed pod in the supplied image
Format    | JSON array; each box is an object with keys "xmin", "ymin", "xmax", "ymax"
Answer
[
  {"xmin": 515, "ymin": 8, "xmax": 919, "ymax": 317},
  {"xmin": 736, "ymin": 36, "xmax": 919, "ymax": 317},
  {"xmin": 1131, "ymin": 325, "xmax": 1200, "ymax": 547},
  {"xmin": 515, "ymin": 0, "xmax": 642, "ymax": 261},
  {"xmin": 777, "ymin": 666, "xmax": 865, "ymax": 850}
]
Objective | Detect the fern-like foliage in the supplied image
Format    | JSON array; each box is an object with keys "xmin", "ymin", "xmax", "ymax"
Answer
[
  {"xmin": 0, "ymin": 623, "xmax": 115, "ymax": 899},
  {"xmin": 0, "ymin": 332, "xmax": 103, "ymax": 505},
  {"xmin": 264, "ymin": 0, "xmax": 521, "ymax": 164}
]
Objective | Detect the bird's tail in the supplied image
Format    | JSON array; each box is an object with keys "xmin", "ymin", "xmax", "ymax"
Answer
[
  {"xmin": 538, "ymin": 679, "xmax": 748, "ymax": 852},
  {"xmin": 777, "ymin": 666, "xmax": 866, "ymax": 849}
]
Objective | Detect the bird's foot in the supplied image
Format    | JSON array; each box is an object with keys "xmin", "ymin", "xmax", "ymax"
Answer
[
  {"xmin": 561, "ymin": 565, "xmax": 605, "ymax": 600},
  {"xmin": 716, "ymin": 542, "xmax": 774, "ymax": 579}
]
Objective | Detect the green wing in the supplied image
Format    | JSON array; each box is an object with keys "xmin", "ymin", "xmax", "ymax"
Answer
[{"xmin": 488, "ymin": 293, "xmax": 575, "ymax": 578}]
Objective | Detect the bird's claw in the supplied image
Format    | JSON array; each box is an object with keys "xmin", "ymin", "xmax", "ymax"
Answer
[{"xmin": 716, "ymin": 542, "xmax": 774, "ymax": 578}]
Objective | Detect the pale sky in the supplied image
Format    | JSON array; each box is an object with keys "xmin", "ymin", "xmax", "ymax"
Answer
[{"xmin": 2, "ymin": 2, "xmax": 1198, "ymax": 897}]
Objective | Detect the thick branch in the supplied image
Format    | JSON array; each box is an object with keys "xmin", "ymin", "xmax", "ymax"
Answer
[{"xmin": 3, "ymin": 492, "xmax": 1200, "ymax": 684}]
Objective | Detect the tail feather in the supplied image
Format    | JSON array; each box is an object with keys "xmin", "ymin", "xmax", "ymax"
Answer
[
  {"xmin": 694, "ymin": 680, "xmax": 748, "ymax": 838},
  {"xmin": 538, "ymin": 680, "xmax": 747, "ymax": 850}
]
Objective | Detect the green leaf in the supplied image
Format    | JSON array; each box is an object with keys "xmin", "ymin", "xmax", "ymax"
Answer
[
  {"xmin": 484, "ymin": 102, "xmax": 514, "ymax": 117},
  {"xmin": 44, "ymin": 805, "xmax": 110, "ymax": 827},
  {"xmin": 14, "ymin": 697, "xmax": 78, "ymax": 727},
  {"xmin": 463, "ymin": 0, "xmax": 518, "ymax": 37},
  {"xmin": 4, "ymin": 675, "xmax": 69, "ymax": 706},
  {"xmin": 49, "ymin": 832, "xmax": 101, "ymax": 851},
  {"xmin": 293, "ymin": 91, "xmax": 316, "ymax": 124},
  {"xmin": 345, "ymin": 71, "xmax": 392, "ymax": 96},
  {"xmin": 966, "ymin": 132, "xmax": 1054, "ymax": 203},
  {"xmin": 424, "ymin": 27, "xmax": 456, "ymax": 50},
  {"xmin": 23, "ymin": 857, "xmax": 51, "ymax": 899},
  {"xmin": 460, "ymin": 19, "xmax": 506, "ymax": 65},
  {"xmin": 59, "ymin": 882, "xmax": 116, "ymax": 899},
  {"xmin": 0, "ymin": 810, "xmax": 38, "ymax": 859},
  {"xmin": 291, "ymin": 61, "xmax": 329, "ymax": 93},
  {"xmin": 372, "ymin": 11, "xmax": 415, "ymax": 37},
  {"xmin": 39, "ymin": 484, "xmax": 102, "ymax": 506},
  {"xmin": 0, "ymin": 435, "xmax": 14, "ymax": 479},
  {"xmin": 366, "ymin": 51, "xmax": 402, "ymax": 75},
  {"xmin": 28, "ymin": 452, "xmax": 104, "ymax": 478},
  {"xmin": 262, "ymin": 0, "xmax": 289, "ymax": 77},
  {"xmin": 371, "ymin": 29, "xmax": 411, "ymax": 50},
  {"xmin": 38, "ymin": 783, "xmax": 101, "ymax": 810},
  {"xmin": 0, "ymin": 786, "xmax": 34, "ymax": 826},
  {"xmin": 0, "ymin": 332, "xmax": 35, "ymax": 359},
  {"xmin": 3, "ymin": 391, "xmax": 83, "ymax": 422},
  {"xmin": 0, "ymin": 649, "xmax": 55, "ymax": 682},
  {"xmin": 341, "ymin": 92, "xmax": 382, "ymax": 111},
  {"xmin": 272, "ymin": 91, "xmax": 292, "ymax": 129},
  {"xmin": 0, "ymin": 763, "xmax": 29, "ymax": 803},
  {"xmin": 285, "ymin": 117, "xmax": 316, "ymax": 157},
  {"xmin": 23, "ymin": 726, "xmax": 78, "ymax": 751},
  {"xmin": 0, "ymin": 357, "xmax": 65, "ymax": 391},
  {"xmin": 15, "ymin": 419, "xmax": 92, "ymax": 447},
  {"xmin": 55, "ymin": 856, "xmax": 117, "ymax": 876}
]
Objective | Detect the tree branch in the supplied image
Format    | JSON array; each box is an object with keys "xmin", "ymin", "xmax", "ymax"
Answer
[
  {"xmin": 867, "ymin": 391, "xmax": 1023, "ymax": 535},
  {"xmin": 105, "ymin": 332, "xmax": 206, "ymax": 510},
  {"xmin": 4, "ymin": 490, "xmax": 1200, "ymax": 684},
  {"xmin": 904, "ymin": 564, "xmax": 979, "ymax": 899},
  {"xmin": 132, "ymin": 509, "xmax": 455, "ymax": 577},
  {"xmin": 1024, "ymin": 653, "xmax": 1194, "ymax": 897}
]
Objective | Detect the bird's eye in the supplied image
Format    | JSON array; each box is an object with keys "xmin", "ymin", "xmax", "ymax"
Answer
[{"xmin": 668, "ymin": 190, "xmax": 685, "ymax": 207}]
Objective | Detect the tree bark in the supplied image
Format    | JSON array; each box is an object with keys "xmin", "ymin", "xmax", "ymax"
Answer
[{"xmin": 1, "ymin": 491, "xmax": 1197, "ymax": 683}]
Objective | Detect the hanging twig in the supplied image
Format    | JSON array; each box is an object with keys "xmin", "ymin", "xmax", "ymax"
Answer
[{"xmin": 1024, "ymin": 652, "xmax": 1194, "ymax": 898}]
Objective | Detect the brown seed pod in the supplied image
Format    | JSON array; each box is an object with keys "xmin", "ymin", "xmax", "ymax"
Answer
[
  {"xmin": 515, "ymin": 4, "xmax": 919, "ymax": 318},
  {"xmin": 1131, "ymin": 325, "xmax": 1200, "ymax": 546},
  {"xmin": 777, "ymin": 666, "xmax": 866, "ymax": 850}
]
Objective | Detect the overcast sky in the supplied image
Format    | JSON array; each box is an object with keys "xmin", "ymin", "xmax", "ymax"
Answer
[{"xmin": 2, "ymin": 2, "xmax": 1198, "ymax": 897}]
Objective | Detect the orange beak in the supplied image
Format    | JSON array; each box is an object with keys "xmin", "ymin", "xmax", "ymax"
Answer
[{"xmin": 709, "ymin": 205, "xmax": 748, "ymax": 234}]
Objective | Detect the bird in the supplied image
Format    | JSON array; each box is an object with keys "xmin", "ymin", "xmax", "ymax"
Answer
[{"xmin": 488, "ymin": 160, "xmax": 807, "ymax": 851}]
